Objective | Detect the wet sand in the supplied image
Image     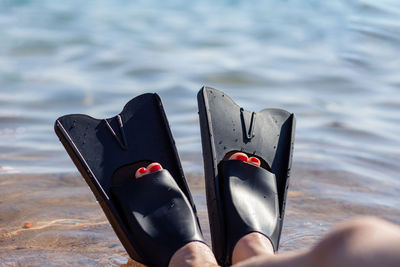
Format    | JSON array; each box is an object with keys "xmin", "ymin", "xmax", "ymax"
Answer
[{"xmin": 1, "ymin": 164, "xmax": 399, "ymax": 266}]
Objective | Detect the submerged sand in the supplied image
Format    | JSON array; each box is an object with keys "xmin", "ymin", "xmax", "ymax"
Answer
[{"xmin": 1, "ymin": 166, "xmax": 399, "ymax": 266}]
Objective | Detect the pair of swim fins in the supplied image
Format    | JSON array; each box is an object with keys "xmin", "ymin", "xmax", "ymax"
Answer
[{"xmin": 54, "ymin": 87, "xmax": 296, "ymax": 266}]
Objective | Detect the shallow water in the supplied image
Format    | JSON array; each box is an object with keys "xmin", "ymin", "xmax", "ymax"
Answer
[{"xmin": 1, "ymin": 0, "xmax": 400, "ymax": 265}]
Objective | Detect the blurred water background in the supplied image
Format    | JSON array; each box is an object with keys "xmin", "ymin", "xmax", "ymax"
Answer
[{"xmin": 1, "ymin": 0, "xmax": 400, "ymax": 265}]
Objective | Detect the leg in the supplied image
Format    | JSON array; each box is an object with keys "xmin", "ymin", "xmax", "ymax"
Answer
[
  {"xmin": 309, "ymin": 216, "xmax": 400, "ymax": 267},
  {"xmin": 136, "ymin": 163, "xmax": 219, "ymax": 267},
  {"xmin": 169, "ymin": 242, "xmax": 219, "ymax": 267},
  {"xmin": 233, "ymin": 216, "xmax": 400, "ymax": 267},
  {"xmin": 232, "ymin": 232, "xmax": 274, "ymax": 263}
]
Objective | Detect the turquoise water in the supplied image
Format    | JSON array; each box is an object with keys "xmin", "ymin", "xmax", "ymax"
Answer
[{"xmin": 0, "ymin": 0, "xmax": 400, "ymax": 265}]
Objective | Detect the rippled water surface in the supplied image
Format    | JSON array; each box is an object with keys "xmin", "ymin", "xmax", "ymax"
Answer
[{"xmin": 1, "ymin": 0, "xmax": 400, "ymax": 265}]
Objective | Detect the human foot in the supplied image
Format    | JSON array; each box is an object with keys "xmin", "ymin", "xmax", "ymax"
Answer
[
  {"xmin": 134, "ymin": 162, "xmax": 163, "ymax": 178},
  {"xmin": 225, "ymin": 153, "xmax": 277, "ymax": 264},
  {"xmin": 228, "ymin": 152, "xmax": 261, "ymax": 167},
  {"xmin": 134, "ymin": 162, "xmax": 218, "ymax": 267},
  {"xmin": 109, "ymin": 162, "xmax": 206, "ymax": 266}
]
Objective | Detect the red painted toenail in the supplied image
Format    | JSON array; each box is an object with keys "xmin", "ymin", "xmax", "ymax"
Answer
[
  {"xmin": 149, "ymin": 164, "xmax": 162, "ymax": 173},
  {"xmin": 235, "ymin": 154, "xmax": 248, "ymax": 162},
  {"xmin": 138, "ymin": 167, "xmax": 147, "ymax": 174},
  {"xmin": 249, "ymin": 157, "xmax": 260, "ymax": 164}
]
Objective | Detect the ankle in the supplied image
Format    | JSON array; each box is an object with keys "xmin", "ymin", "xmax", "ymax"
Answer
[
  {"xmin": 169, "ymin": 241, "xmax": 219, "ymax": 267},
  {"xmin": 232, "ymin": 232, "xmax": 274, "ymax": 264}
]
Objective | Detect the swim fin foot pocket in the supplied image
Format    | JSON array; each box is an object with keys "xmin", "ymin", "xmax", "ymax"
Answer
[
  {"xmin": 54, "ymin": 93, "xmax": 204, "ymax": 267},
  {"xmin": 197, "ymin": 87, "xmax": 296, "ymax": 265},
  {"xmin": 111, "ymin": 169, "xmax": 204, "ymax": 267}
]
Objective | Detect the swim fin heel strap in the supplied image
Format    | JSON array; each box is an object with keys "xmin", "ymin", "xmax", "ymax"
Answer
[
  {"xmin": 111, "ymin": 169, "xmax": 204, "ymax": 267},
  {"xmin": 197, "ymin": 87, "xmax": 296, "ymax": 265},
  {"xmin": 55, "ymin": 93, "xmax": 204, "ymax": 266}
]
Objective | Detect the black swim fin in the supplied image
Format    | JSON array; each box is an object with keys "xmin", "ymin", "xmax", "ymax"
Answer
[
  {"xmin": 55, "ymin": 93, "xmax": 204, "ymax": 266},
  {"xmin": 197, "ymin": 87, "xmax": 296, "ymax": 265}
]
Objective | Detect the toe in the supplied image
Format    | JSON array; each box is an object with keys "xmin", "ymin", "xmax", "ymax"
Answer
[
  {"xmin": 248, "ymin": 156, "xmax": 261, "ymax": 167},
  {"xmin": 147, "ymin": 162, "xmax": 163, "ymax": 173},
  {"xmin": 135, "ymin": 167, "xmax": 149, "ymax": 178},
  {"xmin": 229, "ymin": 152, "xmax": 249, "ymax": 162}
]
